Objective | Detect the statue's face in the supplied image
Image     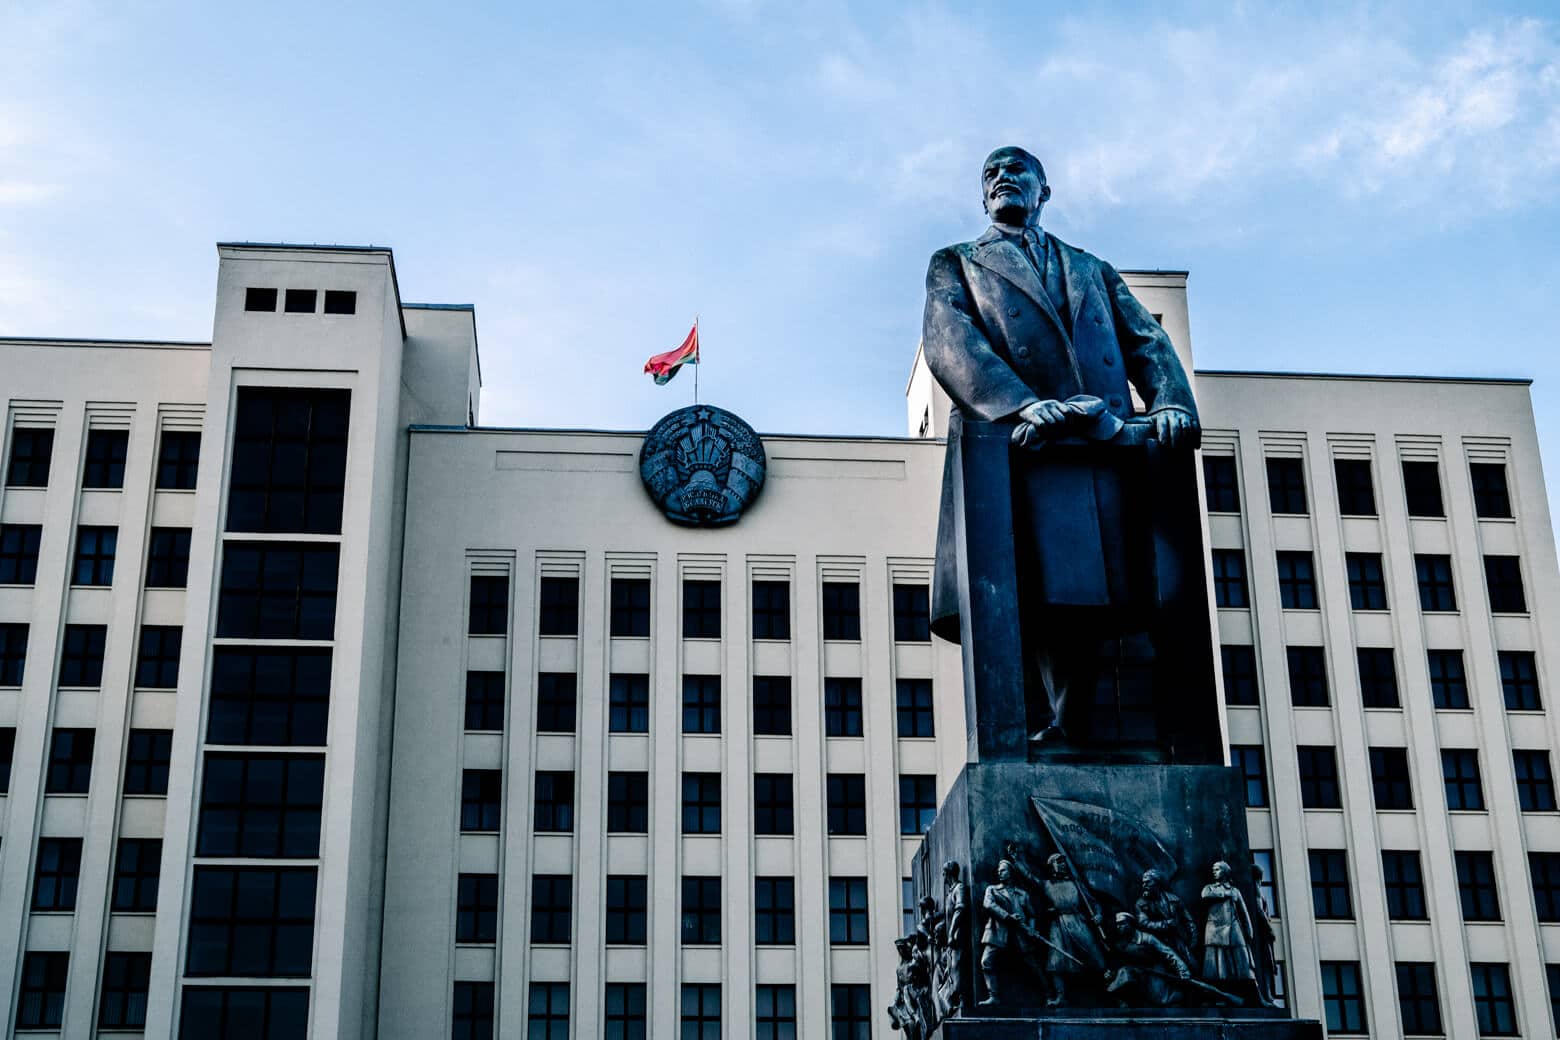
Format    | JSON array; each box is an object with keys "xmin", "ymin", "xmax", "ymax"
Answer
[
  {"xmin": 982, "ymin": 148, "xmax": 1049, "ymax": 225},
  {"xmin": 1142, "ymin": 873, "xmax": 1158, "ymax": 892},
  {"xmin": 996, "ymin": 862, "xmax": 1011, "ymax": 882},
  {"xmin": 1213, "ymin": 862, "xmax": 1229, "ymax": 881}
]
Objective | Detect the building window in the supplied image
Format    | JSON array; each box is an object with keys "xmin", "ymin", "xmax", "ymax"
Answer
[
  {"xmin": 1203, "ymin": 455, "xmax": 1240, "ymax": 512},
  {"xmin": 822, "ymin": 581, "xmax": 861, "ymax": 640},
  {"xmin": 900, "ymin": 774, "xmax": 937, "ymax": 835},
  {"xmin": 456, "ymin": 873, "xmax": 498, "ymax": 943},
  {"xmin": 610, "ymin": 577, "xmax": 651, "ymax": 637},
  {"xmin": 98, "ymin": 951, "xmax": 151, "ymax": 1029},
  {"xmin": 197, "ymin": 752, "xmax": 324, "ymax": 857},
  {"xmin": 1221, "ymin": 645, "xmax": 1259, "ymax": 706},
  {"xmin": 754, "ymin": 773, "xmax": 794, "ymax": 835},
  {"xmin": 1515, "ymin": 750, "xmax": 1557, "ymax": 812},
  {"xmin": 0, "ymin": 524, "xmax": 42, "ymax": 584},
  {"xmin": 179, "ymin": 987, "xmax": 309, "ymax": 1039},
  {"xmin": 1309, "ymin": 850, "xmax": 1352, "ymax": 919},
  {"xmin": 185, "ymin": 865, "xmax": 317, "ymax": 977},
  {"xmin": 1275, "ymin": 551, "xmax": 1318, "ymax": 609},
  {"xmin": 208, "ymin": 647, "xmax": 332, "ymax": 746},
  {"xmin": 681, "ymin": 876, "xmax": 721, "ymax": 944},
  {"xmin": 538, "ymin": 576, "xmax": 579, "ymax": 636},
  {"xmin": 827, "ymin": 773, "xmax": 867, "ymax": 836},
  {"xmin": 1286, "ymin": 646, "xmax": 1329, "ymax": 707},
  {"xmin": 1297, "ymin": 746, "xmax": 1341, "ymax": 809},
  {"xmin": 112, "ymin": 838, "xmax": 162, "ymax": 912},
  {"xmin": 0, "ymin": 727, "xmax": 11, "ymax": 792},
  {"xmin": 755, "ymin": 984, "xmax": 796, "ymax": 1039},
  {"xmin": 82, "ymin": 429, "xmax": 129, "ymax": 488},
  {"xmin": 6, "ymin": 427, "xmax": 55, "ymax": 487},
  {"xmin": 1443, "ymin": 749, "xmax": 1485, "ymax": 811},
  {"xmin": 1484, "ymin": 555, "xmax": 1526, "ymax": 613},
  {"xmin": 1427, "ymin": 649, "xmax": 1469, "ymax": 709},
  {"xmin": 1333, "ymin": 459, "xmax": 1376, "ymax": 516},
  {"xmin": 1345, "ymin": 553, "xmax": 1387, "ymax": 610},
  {"xmin": 284, "ymin": 289, "xmax": 317, "ymax": 313},
  {"xmin": 135, "ymin": 625, "xmax": 182, "ymax": 688},
  {"xmin": 1549, "ymin": 965, "xmax": 1560, "ymax": 1037},
  {"xmin": 824, "ymin": 677, "xmax": 864, "ymax": 737},
  {"xmin": 32, "ymin": 837, "xmax": 83, "ymax": 911},
  {"xmin": 682, "ymin": 771, "xmax": 720, "ymax": 834},
  {"xmin": 1357, "ymin": 648, "xmax": 1399, "ymax": 708},
  {"xmin": 1531, "ymin": 852, "xmax": 1560, "ymax": 922},
  {"xmin": 1266, "ymin": 458, "xmax": 1307, "ymax": 515},
  {"xmin": 829, "ymin": 877, "xmax": 870, "ymax": 945},
  {"xmin": 1211, "ymin": 549, "xmax": 1249, "ymax": 608},
  {"xmin": 830, "ymin": 984, "xmax": 872, "ymax": 1040},
  {"xmin": 893, "ymin": 583, "xmax": 931, "ymax": 641},
  {"xmin": 461, "ymin": 769, "xmax": 501, "ymax": 832},
  {"xmin": 227, "ymin": 387, "xmax": 350, "ymax": 534},
  {"xmin": 145, "ymin": 526, "xmax": 191, "ymax": 588},
  {"xmin": 1369, "ymin": 747, "xmax": 1413, "ymax": 810},
  {"xmin": 468, "ymin": 575, "xmax": 509, "ymax": 635},
  {"xmin": 531, "ymin": 873, "xmax": 572, "ymax": 944},
  {"xmin": 752, "ymin": 579, "xmax": 790, "ymax": 640},
  {"xmin": 534, "ymin": 770, "xmax": 574, "ymax": 833},
  {"xmin": 683, "ymin": 579, "xmax": 721, "ymax": 638},
  {"xmin": 1415, "ymin": 554, "xmax": 1457, "ymax": 611},
  {"xmin": 1499, "ymin": 651, "xmax": 1542, "ymax": 710},
  {"xmin": 464, "ymin": 671, "xmax": 504, "ymax": 731},
  {"xmin": 15, "ymin": 951, "xmax": 69, "ymax": 1030},
  {"xmin": 1455, "ymin": 851, "xmax": 1501, "ymax": 921},
  {"xmin": 752, "ymin": 675, "xmax": 791, "ymax": 736},
  {"xmin": 605, "ymin": 982, "xmax": 646, "ymax": 1039},
  {"xmin": 609, "ymin": 673, "xmax": 650, "ymax": 733},
  {"xmin": 323, "ymin": 289, "xmax": 356, "ymax": 314},
  {"xmin": 1230, "ymin": 745, "xmax": 1268, "ymax": 808},
  {"xmin": 59, "ymin": 624, "xmax": 108, "ymax": 687},
  {"xmin": 896, "ymin": 678, "xmax": 935, "ymax": 736},
  {"xmin": 681, "ymin": 984, "xmax": 720, "ymax": 1039},
  {"xmin": 46, "ymin": 728, "xmax": 94, "ymax": 793},
  {"xmin": 1394, "ymin": 962, "xmax": 1442, "ymax": 1036},
  {"xmin": 1402, "ymin": 460, "xmax": 1445, "ymax": 517},
  {"xmin": 1320, "ymin": 961, "xmax": 1366, "ymax": 1035},
  {"xmin": 1470, "ymin": 963, "xmax": 1518, "ymax": 1037},
  {"xmin": 903, "ymin": 877, "xmax": 917, "ymax": 934},
  {"xmin": 528, "ymin": 981, "xmax": 569, "ymax": 1038},
  {"xmin": 452, "ymin": 981, "xmax": 494, "ymax": 1040},
  {"xmin": 535, "ymin": 672, "xmax": 576, "ymax": 733},
  {"xmin": 0, "ymin": 625, "xmax": 25, "ymax": 686},
  {"xmin": 156, "ymin": 429, "xmax": 201, "ymax": 490},
  {"xmin": 755, "ymin": 876, "xmax": 795, "ymax": 945},
  {"xmin": 683, "ymin": 675, "xmax": 721, "ymax": 734},
  {"xmin": 606, "ymin": 874, "xmax": 648, "ymax": 944},
  {"xmin": 73, "ymin": 525, "xmax": 118, "ymax": 585},
  {"xmin": 607, "ymin": 771, "xmax": 649, "ymax": 833},
  {"xmin": 1470, "ymin": 463, "xmax": 1513, "ymax": 519},
  {"xmin": 124, "ymin": 728, "xmax": 172, "ymax": 796},
  {"xmin": 1382, "ymin": 850, "xmax": 1428, "ymax": 920},
  {"xmin": 245, "ymin": 287, "xmax": 278, "ymax": 311},
  {"xmin": 216, "ymin": 542, "xmax": 339, "ymax": 641}
]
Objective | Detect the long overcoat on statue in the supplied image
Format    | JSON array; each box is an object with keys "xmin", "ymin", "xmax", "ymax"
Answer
[{"xmin": 921, "ymin": 226, "xmax": 1199, "ymax": 642}]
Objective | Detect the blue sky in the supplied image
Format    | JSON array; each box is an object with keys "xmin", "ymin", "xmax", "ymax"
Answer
[{"xmin": 4, "ymin": 1, "xmax": 1560, "ymax": 518}]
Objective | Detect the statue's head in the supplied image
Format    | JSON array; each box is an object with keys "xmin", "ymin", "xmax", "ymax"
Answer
[
  {"xmin": 1252, "ymin": 862, "xmax": 1265, "ymax": 882},
  {"xmin": 919, "ymin": 895, "xmax": 937, "ymax": 913},
  {"xmin": 996, "ymin": 859, "xmax": 1014, "ymax": 882},
  {"xmin": 943, "ymin": 860, "xmax": 961, "ymax": 882},
  {"xmin": 1047, "ymin": 853, "xmax": 1069, "ymax": 877},
  {"xmin": 1114, "ymin": 911, "xmax": 1137, "ymax": 935},
  {"xmin": 1141, "ymin": 868, "xmax": 1164, "ymax": 891},
  {"xmin": 982, "ymin": 146, "xmax": 1051, "ymax": 227},
  {"xmin": 895, "ymin": 936, "xmax": 914, "ymax": 959},
  {"xmin": 1212, "ymin": 860, "xmax": 1231, "ymax": 881}
]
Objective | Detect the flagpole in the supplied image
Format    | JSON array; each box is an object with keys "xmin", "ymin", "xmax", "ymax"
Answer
[{"xmin": 693, "ymin": 314, "xmax": 700, "ymax": 406}]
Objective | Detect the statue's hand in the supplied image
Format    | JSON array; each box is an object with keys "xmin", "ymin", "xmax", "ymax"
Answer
[
  {"xmin": 1019, "ymin": 399, "xmax": 1070, "ymax": 428},
  {"xmin": 1150, "ymin": 408, "xmax": 1197, "ymax": 449}
]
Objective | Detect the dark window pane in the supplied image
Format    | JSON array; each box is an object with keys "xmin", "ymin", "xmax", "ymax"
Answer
[
  {"xmin": 1471, "ymin": 963, "xmax": 1518, "ymax": 1036},
  {"xmin": 680, "ymin": 983, "xmax": 720, "ymax": 1038},
  {"xmin": 756, "ymin": 983, "xmax": 797, "ymax": 1039},
  {"xmin": 112, "ymin": 838, "xmax": 162, "ymax": 912},
  {"xmin": 824, "ymin": 677, "xmax": 863, "ymax": 737},
  {"xmin": 1286, "ymin": 646, "xmax": 1329, "ymax": 707},
  {"xmin": 536, "ymin": 672, "xmax": 576, "ymax": 733},
  {"xmin": 16, "ymin": 951, "xmax": 69, "ymax": 1029},
  {"xmin": 245, "ymin": 287, "xmax": 278, "ymax": 311},
  {"xmin": 1530, "ymin": 852, "xmax": 1560, "ymax": 922},
  {"xmin": 826, "ymin": 773, "xmax": 867, "ymax": 836},
  {"xmin": 99, "ymin": 951, "xmax": 152, "ymax": 1028},
  {"xmin": 610, "ymin": 577, "xmax": 651, "ymax": 637},
  {"xmin": 1309, "ymin": 850, "xmax": 1352, "ymax": 919},
  {"xmin": 1368, "ymin": 746, "xmax": 1413, "ymax": 810},
  {"xmin": 606, "ymin": 875, "xmax": 648, "ymax": 944},
  {"xmin": 197, "ymin": 752, "xmax": 325, "ymax": 858},
  {"xmin": 1470, "ymin": 463, "xmax": 1512, "ymax": 519},
  {"xmin": 0, "ymin": 524, "xmax": 41, "ymax": 584},
  {"xmin": 1320, "ymin": 961, "xmax": 1366, "ymax": 1034},
  {"xmin": 534, "ymin": 770, "xmax": 574, "ymax": 832},
  {"xmin": 1484, "ymin": 555, "xmax": 1526, "ymax": 613},
  {"xmin": 1443, "ymin": 749, "xmax": 1485, "ymax": 810},
  {"xmin": 753, "ymin": 675, "xmax": 791, "ymax": 736},
  {"xmin": 1427, "ymin": 650, "xmax": 1469, "ymax": 709},
  {"xmin": 59, "ymin": 624, "xmax": 107, "ymax": 687},
  {"xmin": 682, "ymin": 771, "xmax": 720, "ymax": 834},
  {"xmin": 899, "ymin": 773, "xmax": 937, "ymax": 834},
  {"xmin": 124, "ymin": 729, "xmax": 172, "ymax": 795},
  {"xmin": 179, "ymin": 986, "xmax": 309, "ymax": 1040},
  {"xmin": 146, "ymin": 526, "xmax": 192, "ymax": 587},
  {"xmin": 822, "ymin": 582, "xmax": 861, "ymax": 640},
  {"xmin": 32, "ymin": 837, "xmax": 83, "ymax": 911},
  {"xmin": 323, "ymin": 290, "xmax": 356, "ymax": 315},
  {"xmin": 216, "ymin": 542, "xmax": 339, "ymax": 640},
  {"xmin": 607, "ymin": 772, "xmax": 649, "ymax": 833},
  {"xmin": 893, "ymin": 583, "xmax": 931, "ymax": 642},
  {"xmin": 465, "ymin": 671, "xmax": 504, "ymax": 731},
  {"xmin": 453, "ymin": 980, "xmax": 495, "ymax": 1040},
  {"xmin": 46, "ymin": 728, "xmax": 94, "ymax": 793},
  {"xmin": 1500, "ymin": 651, "xmax": 1542, "ymax": 711},
  {"xmin": 226, "ymin": 387, "xmax": 351, "ymax": 534},
  {"xmin": 755, "ymin": 876, "xmax": 796, "ymax": 945},
  {"xmin": 1211, "ymin": 549, "xmax": 1249, "ymax": 608},
  {"xmin": 752, "ymin": 580, "xmax": 790, "ymax": 640},
  {"xmin": 1454, "ymin": 850, "xmax": 1500, "ymax": 921},
  {"xmin": 1515, "ymin": 750, "xmax": 1557, "ymax": 812},
  {"xmin": 157, "ymin": 430, "xmax": 201, "ymax": 490},
  {"xmin": 896, "ymin": 678, "xmax": 936, "ymax": 736},
  {"xmin": 605, "ymin": 981, "xmax": 645, "ymax": 1038},
  {"xmin": 682, "ymin": 675, "xmax": 721, "ymax": 734},
  {"xmin": 1415, "ymin": 554, "xmax": 1457, "ymax": 612},
  {"xmin": 1402, "ymin": 460, "xmax": 1444, "ymax": 517},
  {"xmin": 754, "ymin": 773, "xmax": 794, "ymax": 836},
  {"xmin": 1266, "ymin": 458, "xmax": 1307, "ymax": 515},
  {"xmin": 682, "ymin": 579, "xmax": 721, "ymax": 638},
  {"xmin": 828, "ymin": 877, "xmax": 870, "ymax": 945},
  {"xmin": 460, "ymin": 769, "xmax": 502, "ymax": 832},
  {"xmin": 1297, "ymin": 745, "xmax": 1341, "ymax": 809},
  {"xmin": 208, "ymin": 647, "xmax": 332, "ymax": 746},
  {"xmin": 284, "ymin": 288, "xmax": 316, "ymax": 313},
  {"xmin": 0, "ymin": 727, "xmax": 14, "ymax": 792},
  {"xmin": 135, "ymin": 625, "xmax": 182, "ymax": 688},
  {"xmin": 831, "ymin": 983, "xmax": 872, "ymax": 1039},
  {"xmin": 6, "ymin": 427, "xmax": 54, "ymax": 488},
  {"xmin": 681, "ymin": 876, "xmax": 721, "ymax": 944},
  {"xmin": 1333, "ymin": 459, "xmax": 1376, "ymax": 516},
  {"xmin": 1357, "ymin": 648, "xmax": 1399, "ymax": 708},
  {"xmin": 1203, "ymin": 455, "xmax": 1240, "ymax": 512},
  {"xmin": 1395, "ymin": 962, "xmax": 1442, "ymax": 1035},
  {"xmin": 1276, "ymin": 551, "xmax": 1318, "ymax": 609},
  {"xmin": 538, "ymin": 576, "xmax": 579, "ymax": 636},
  {"xmin": 527, "ymin": 981, "xmax": 570, "ymax": 1036},
  {"xmin": 1230, "ymin": 745, "xmax": 1268, "ymax": 807},
  {"xmin": 609, "ymin": 673, "xmax": 650, "ymax": 733},
  {"xmin": 82, "ymin": 429, "xmax": 129, "ymax": 489},
  {"xmin": 1382, "ymin": 851, "xmax": 1427, "ymax": 921},
  {"xmin": 185, "ymin": 866, "xmax": 317, "ymax": 977},
  {"xmin": 0, "ymin": 624, "xmax": 27, "ymax": 686},
  {"xmin": 531, "ymin": 873, "xmax": 572, "ymax": 944},
  {"xmin": 72, "ymin": 524, "xmax": 117, "ymax": 585},
  {"xmin": 1345, "ymin": 553, "xmax": 1388, "ymax": 611},
  {"xmin": 469, "ymin": 574, "xmax": 508, "ymax": 635}
]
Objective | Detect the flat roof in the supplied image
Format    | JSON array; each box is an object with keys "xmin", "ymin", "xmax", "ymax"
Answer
[
  {"xmin": 217, "ymin": 241, "xmax": 408, "ymax": 339},
  {"xmin": 0, "ymin": 336, "xmax": 211, "ymax": 349},
  {"xmin": 1196, "ymin": 368, "xmax": 1532, "ymax": 386},
  {"xmin": 409, "ymin": 423, "xmax": 940, "ymax": 445}
]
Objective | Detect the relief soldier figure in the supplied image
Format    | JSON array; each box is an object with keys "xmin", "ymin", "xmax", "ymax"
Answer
[
  {"xmin": 979, "ymin": 860, "xmax": 1046, "ymax": 1006},
  {"xmin": 1135, "ymin": 868, "xmax": 1196, "ymax": 965},
  {"xmin": 938, "ymin": 861, "xmax": 968, "ymax": 1015},
  {"xmin": 1200, "ymin": 861, "xmax": 1259, "ymax": 998},
  {"xmin": 1105, "ymin": 911, "xmax": 1192, "ymax": 1007},
  {"xmin": 1037, "ymin": 854, "xmax": 1108, "ymax": 1007},
  {"xmin": 922, "ymin": 145, "xmax": 1201, "ymax": 746}
]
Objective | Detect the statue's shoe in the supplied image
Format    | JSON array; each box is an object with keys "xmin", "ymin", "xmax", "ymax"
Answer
[{"xmin": 1030, "ymin": 725, "xmax": 1069, "ymax": 746}]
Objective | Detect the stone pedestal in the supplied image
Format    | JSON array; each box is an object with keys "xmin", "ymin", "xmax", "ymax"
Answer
[{"xmin": 908, "ymin": 761, "xmax": 1320, "ymax": 1036}]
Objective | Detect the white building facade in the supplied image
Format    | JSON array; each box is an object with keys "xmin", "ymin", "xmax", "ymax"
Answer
[{"xmin": 0, "ymin": 243, "xmax": 1556, "ymax": 1039}]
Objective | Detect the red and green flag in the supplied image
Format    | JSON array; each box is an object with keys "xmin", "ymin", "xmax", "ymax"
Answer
[{"xmin": 644, "ymin": 321, "xmax": 699, "ymax": 385}]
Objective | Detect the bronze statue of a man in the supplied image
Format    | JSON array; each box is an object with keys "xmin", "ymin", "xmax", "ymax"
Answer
[{"xmin": 922, "ymin": 145, "xmax": 1201, "ymax": 745}]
